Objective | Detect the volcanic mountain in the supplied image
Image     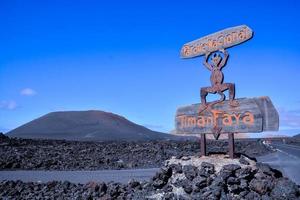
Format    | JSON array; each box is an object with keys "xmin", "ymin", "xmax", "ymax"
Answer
[
  {"xmin": 293, "ymin": 133, "xmax": 300, "ymax": 138},
  {"xmin": 7, "ymin": 110, "xmax": 174, "ymax": 141}
]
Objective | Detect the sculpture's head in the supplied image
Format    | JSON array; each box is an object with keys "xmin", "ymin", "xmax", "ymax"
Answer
[{"xmin": 212, "ymin": 53, "xmax": 222, "ymax": 66}]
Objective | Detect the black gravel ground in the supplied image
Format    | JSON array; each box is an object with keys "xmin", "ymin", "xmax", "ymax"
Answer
[
  {"xmin": 0, "ymin": 133, "xmax": 272, "ymax": 170},
  {"xmin": 285, "ymin": 138, "xmax": 300, "ymax": 146}
]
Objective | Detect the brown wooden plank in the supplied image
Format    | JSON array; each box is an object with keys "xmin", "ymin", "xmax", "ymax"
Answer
[
  {"xmin": 253, "ymin": 96, "xmax": 279, "ymax": 131},
  {"xmin": 175, "ymin": 96, "xmax": 278, "ymax": 134},
  {"xmin": 180, "ymin": 25, "xmax": 253, "ymax": 58}
]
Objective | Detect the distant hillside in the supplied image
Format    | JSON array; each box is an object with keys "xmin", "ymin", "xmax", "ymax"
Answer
[
  {"xmin": 293, "ymin": 133, "xmax": 300, "ymax": 138},
  {"xmin": 7, "ymin": 110, "xmax": 175, "ymax": 141}
]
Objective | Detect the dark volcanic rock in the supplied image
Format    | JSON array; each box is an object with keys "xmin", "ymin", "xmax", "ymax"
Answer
[
  {"xmin": 235, "ymin": 166, "xmax": 254, "ymax": 180},
  {"xmin": 1, "ymin": 155, "xmax": 300, "ymax": 199},
  {"xmin": 128, "ymin": 179, "xmax": 140, "ymax": 189},
  {"xmin": 270, "ymin": 178, "xmax": 300, "ymax": 200},
  {"xmin": 0, "ymin": 132, "xmax": 8, "ymax": 140},
  {"xmin": 245, "ymin": 191, "xmax": 261, "ymax": 199},
  {"xmin": 194, "ymin": 176, "xmax": 207, "ymax": 189},
  {"xmin": 227, "ymin": 177, "xmax": 240, "ymax": 185},
  {"xmin": 256, "ymin": 162, "xmax": 283, "ymax": 178},
  {"xmin": 222, "ymin": 164, "xmax": 241, "ymax": 172},
  {"xmin": 152, "ymin": 167, "xmax": 172, "ymax": 189},
  {"xmin": 183, "ymin": 183, "xmax": 193, "ymax": 194},
  {"xmin": 239, "ymin": 154, "xmax": 250, "ymax": 165},
  {"xmin": 169, "ymin": 163, "xmax": 183, "ymax": 174},
  {"xmin": 199, "ymin": 161, "xmax": 215, "ymax": 177},
  {"xmin": 0, "ymin": 136, "xmax": 273, "ymax": 170},
  {"xmin": 219, "ymin": 164, "xmax": 241, "ymax": 181},
  {"xmin": 183, "ymin": 165, "xmax": 199, "ymax": 181},
  {"xmin": 250, "ymin": 178, "xmax": 273, "ymax": 195}
]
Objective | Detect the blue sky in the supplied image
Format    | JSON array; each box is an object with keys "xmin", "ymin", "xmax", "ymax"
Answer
[{"xmin": 1, "ymin": 0, "xmax": 300, "ymax": 137}]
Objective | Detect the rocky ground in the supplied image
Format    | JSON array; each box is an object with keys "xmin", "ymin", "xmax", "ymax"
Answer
[
  {"xmin": 1, "ymin": 155, "xmax": 299, "ymax": 200},
  {"xmin": 285, "ymin": 138, "xmax": 300, "ymax": 146},
  {"xmin": 0, "ymin": 133, "xmax": 272, "ymax": 170}
]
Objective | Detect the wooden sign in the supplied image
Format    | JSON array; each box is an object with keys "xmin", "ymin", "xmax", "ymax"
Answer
[
  {"xmin": 180, "ymin": 25, "xmax": 253, "ymax": 58},
  {"xmin": 175, "ymin": 96, "xmax": 279, "ymax": 134}
]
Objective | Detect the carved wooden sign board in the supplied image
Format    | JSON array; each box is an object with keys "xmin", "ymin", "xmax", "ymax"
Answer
[
  {"xmin": 181, "ymin": 25, "xmax": 253, "ymax": 58},
  {"xmin": 175, "ymin": 97, "xmax": 279, "ymax": 134},
  {"xmin": 177, "ymin": 25, "xmax": 279, "ymax": 158}
]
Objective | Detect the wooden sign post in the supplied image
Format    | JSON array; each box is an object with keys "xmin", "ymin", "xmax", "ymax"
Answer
[{"xmin": 177, "ymin": 25, "xmax": 279, "ymax": 158}]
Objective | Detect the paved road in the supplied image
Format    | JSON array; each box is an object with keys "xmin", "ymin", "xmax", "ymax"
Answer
[
  {"xmin": 257, "ymin": 143, "xmax": 300, "ymax": 185},
  {"xmin": 0, "ymin": 168, "xmax": 159, "ymax": 184}
]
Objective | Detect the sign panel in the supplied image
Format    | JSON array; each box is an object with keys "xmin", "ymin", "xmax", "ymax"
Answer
[
  {"xmin": 180, "ymin": 25, "xmax": 253, "ymax": 58},
  {"xmin": 175, "ymin": 96, "xmax": 279, "ymax": 134}
]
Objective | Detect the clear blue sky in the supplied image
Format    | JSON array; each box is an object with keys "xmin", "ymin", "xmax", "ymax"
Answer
[{"xmin": 1, "ymin": 0, "xmax": 300, "ymax": 137}]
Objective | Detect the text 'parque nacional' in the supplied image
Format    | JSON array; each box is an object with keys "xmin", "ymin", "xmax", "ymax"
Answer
[{"xmin": 180, "ymin": 25, "xmax": 253, "ymax": 58}]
